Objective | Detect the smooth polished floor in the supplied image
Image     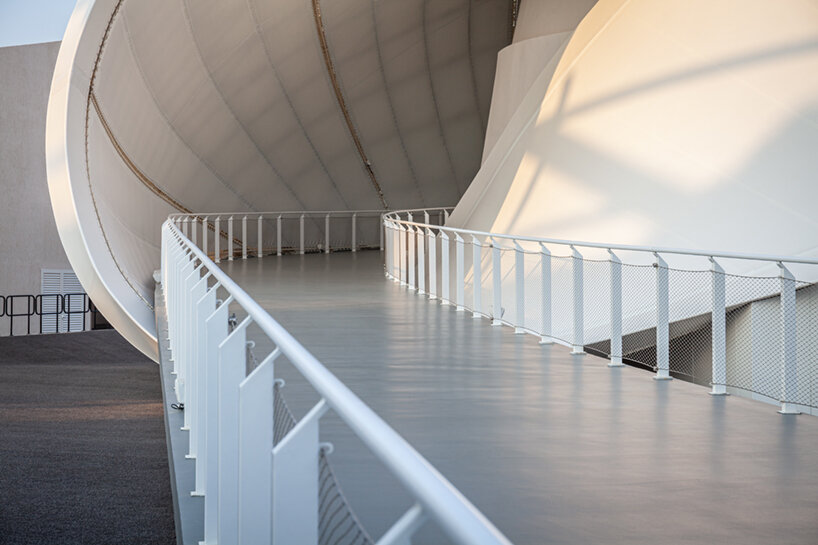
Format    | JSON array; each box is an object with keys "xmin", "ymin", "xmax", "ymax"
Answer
[{"xmin": 221, "ymin": 251, "xmax": 818, "ymax": 545}]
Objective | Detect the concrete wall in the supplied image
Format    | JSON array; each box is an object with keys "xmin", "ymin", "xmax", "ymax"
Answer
[{"xmin": 0, "ymin": 42, "xmax": 71, "ymax": 297}]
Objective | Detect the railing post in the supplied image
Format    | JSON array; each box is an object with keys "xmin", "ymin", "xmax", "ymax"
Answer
[
  {"xmin": 277, "ymin": 215, "xmax": 282, "ymax": 256},
  {"xmin": 202, "ymin": 217, "xmax": 208, "ymax": 257},
  {"xmin": 242, "ymin": 216, "xmax": 248, "ymax": 259},
  {"xmin": 427, "ymin": 229, "xmax": 437, "ymax": 299},
  {"xmin": 228, "ymin": 216, "xmax": 234, "ymax": 261},
  {"xmin": 608, "ymin": 250, "xmax": 624, "ymax": 366},
  {"xmin": 571, "ymin": 246, "xmax": 585, "ymax": 355},
  {"xmin": 191, "ymin": 218, "xmax": 198, "ymax": 246},
  {"xmin": 182, "ymin": 217, "xmax": 189, "ymax": 237},
  {"xmin": 417, "ymin": 226, "xmax": 426, "ymax": 295},
  {"xmin": 299, "ymin": 214, "xmax": 305, "ymax": 255},
  {"xmin": 539, "ymin": 243, "xmax": 552, "ymax": 344},
  {"xmin": 325, "ymin": 213, "xmax": 331, "ymax": 254},
  {"xmin": 444, "ymin": 209, "xmax": 449, "ymax": 223},
  {"xmin": 351, "ymin": 213, "xmax": 357, "ymax": 252},
  {"xmin": 654, "ymin": 253, "xmax": 671, "ymax": 379},
  {"xmin": 778, "ymin": 262, "xmax": 800, "ymax": 414},
  {"xmin": 514, "ymin": 241, "xmax": 525, "ymax": 334},
  {"xmin": 257, "ymin": 215, "xmax": 263, "ymax": 258},
  {"xmin": 399, "ymin": 224, "xmax": 407, "ymax": 286},
  {"xmin": 408, "ymin": 227, "xmax": 416, "ymax": 290},
  {"xmin": 238, "ymin": 350, "xmax": 275, "ymax": 543},
  {"xmin": 191, "ymin": 275, "xmax": 215, "ymax": 497},
  {"xmin": 710, "ymin": 258, "xmax": 727, "ymax": 393},
  {"xmin": 455, "ymin": 233, "xmax": 465, "ymax": 311},
  {"xmin": 424, "ymin": 211, "xmax": 430, "ymax": 225},
  {"xmin": 203, "ymin": 295, "xmax": 230, "ymax": 544},
  {"xmin": 215, "ymin": 216, "xmax": 221, "ymax": 263},
  {"xmin": 471, "ymin": 235, "xmax": 482, "ymax": 318},
  {"xmin": 492, "ymin": 238, "xmax": 502, "ymax": 326},
  {"xmin": 217, "ymin": 316, "xmax": 251, "ymax": 544},
  {"xmin": 272, "ymin": 400, "xmax": 327, "ymax": 545},
  {"xmin": 440, "ymin": 231, "xmax": 450, "ymax": 304}
]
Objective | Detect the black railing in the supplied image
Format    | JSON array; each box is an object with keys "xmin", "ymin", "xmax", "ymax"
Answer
[{"xmin": 0, "ymin": 293, "xmax": 111, "ymax": 336}]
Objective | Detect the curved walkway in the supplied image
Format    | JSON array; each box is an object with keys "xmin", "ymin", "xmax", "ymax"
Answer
[{"xmin": 222, "ymin": 251, "xmax": 818, "ymax": 545}]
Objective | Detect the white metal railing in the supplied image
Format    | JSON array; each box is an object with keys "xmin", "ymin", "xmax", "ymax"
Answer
[
  {"xmin": 383, "ymin": 209, "xmax": 818, "ymax": 415},
  {"xmin": 161, "ymin": 215, "xmax": 511, "ymax": 545},
  {"xmin": 169, "ymin": 210, "xmax": 397, "ymax": 263}
]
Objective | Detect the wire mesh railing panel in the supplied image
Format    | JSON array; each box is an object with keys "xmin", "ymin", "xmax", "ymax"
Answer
[
  {"xmin": 666, "ymin": 268, "xmax": 712, "ymax": 383},
  {"xmin": 620, "ymin": 263, "xmax": 658, "ymax": 370},
  {"xmin": 724, "ymin": 274, "xmax": 782, "ymax": 401},
  {"xmin": 582, "ymin": 258, "xmax": 612, "ymax": 346},
  {"xmin": 549, "ymin": 254, "xmax": 576, "ymax": 346}
]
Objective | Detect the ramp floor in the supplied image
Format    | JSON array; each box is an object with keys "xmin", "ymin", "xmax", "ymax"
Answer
[{"xmin": 220, "ymin": 251, "xmax": 818, "ymax": 545}]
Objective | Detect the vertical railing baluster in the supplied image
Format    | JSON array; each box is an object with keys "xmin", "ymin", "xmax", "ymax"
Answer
[
  {"xmin": 539, "ymin": 243, "xmax": 552, "ymax": 344},
  {"xmin": 257, "ymin": 215, "xmax": 263, "ymax": 258},
  {"xmin": 228, "ymin": 217, "xmax": 234, "ymax": 261},
  {"xmin": 238, "ymin": 350, "xmax": 275, "ymax": 543},
  {"xmin": 277, "ymin": 215, "xmax": 282, "ymax": 256},
  {"xmin": 191, "ymin": 218, "xmax": 197, "ymax": 246},
  {"xmin": 571, "ymin": 246, "xmax": 585, "ymax": 355},
  {"xmin": 428, "ymin": 228, "xmax": 437, "ymax": 299},
  {"xmin": 417, "ymin": 226, "xmax": 426, "ymax": 295},
  {"xmin": 492, "ymin": 238, "xmax": 502, "ymax": 326},
  {"xmin": 352, "ymin": 213, "xmax": 357, "ymax": 252},
  {"xmin": 272, "ymin": 400, "xmax": 327, "ymax": 544},
  {"xmin": 242, "ymin": 216, "xmax": 248, "ymax": 259},
  {"xmin": 217, "ymin": 316, "xmax": 251, "ymax": 544},
  {"xmin": 299, "ymin": 214, "xmax": 305, "ymax": 255},
  {"xmin": 778, "ymin": 263, "xmax": 800, "ymax": 414},
  {"xmin": 654, "ymin": 253, "xmax": 671, "ymax": 379},
  {"xmin": 440, "ymin": 231, "xmax": 450, "ymax": 304},
  {"xmin": 399, "ymin": 224, "xmax": 406, "ymax": 286},
  {"xmin": 514, "ymin": 242, "xmax": 525, "ymax": 333},
  {"xmin": 202, "ymin": 217, "xmax": 208, "ymax": 257},
  {"xmin": 215, "ymin": 216, "xmax": 221, "ymax": 263},
  {"xmin": 325, "ymin": 214, "xmax": 331, "ymax": 254},
  {"xmin": 472, "ymin": 235, "xmax": 482, "ymax": 317},
  {"xmin": 609, "ymin": 250, "xmax": 624, "ymax": 366},
  {"xmin": 710, "ymin": 258, "xmax": 727, "ymax": 393},
  {"xmin": 408, "ymin": 227, "xmax": 416, "ymax": 290},
  {"xmin": 455, "ymin": 233, "xmax": 465, "ymax": 311}
]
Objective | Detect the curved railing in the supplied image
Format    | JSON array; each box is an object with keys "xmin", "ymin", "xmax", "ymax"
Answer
[
  {"xmin": 162, "ymin": 216, "xmax": 511, "ymax": 545},
  {"xmin": 383, "ymin": 209, "xmax": 818, "ymax": 415}
]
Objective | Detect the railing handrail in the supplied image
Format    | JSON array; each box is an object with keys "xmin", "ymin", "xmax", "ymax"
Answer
[
  {"xmin": 169, "ymin": 208, "xmax": 454, "ymax": 219},
  {"xmin": 164, "ymin": 219, "xmax": 512, "ymax": 545},
  {"xmin": 385, "ymin": 209, "xmax": 818, "ymax": 266}
]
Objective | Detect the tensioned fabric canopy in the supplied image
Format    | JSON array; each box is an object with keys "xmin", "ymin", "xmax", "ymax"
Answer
[{"xmin": 47, "ymin": 0, "xmax": 513, "ymax": 359}]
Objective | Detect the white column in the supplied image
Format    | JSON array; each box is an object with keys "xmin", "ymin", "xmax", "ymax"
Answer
[
  {"xmin": 654, "ymin": 253, "xmax": 671, "ymax": 379},
  {"xmin": 710, "ymin": 258, "xmax": 727, "ymax": 393},
  {"xmin": 609, "ymin": 250, "xmax": 624, "ymax": 366},
  {"xmin": 408, "ymin": 227, "xmax": 416, "ymax": 290},
  {"xmin": 417, "ymin": 226, "xmax": 426, "ymax": 295},
  {"xmin": 778, "ymin": 263, "xmax": 800, "ymax": 414}
]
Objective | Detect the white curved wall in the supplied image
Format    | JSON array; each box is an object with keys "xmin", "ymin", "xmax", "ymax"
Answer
[
  {"xmin": 453, "ymin": 0, "xmax": 818, "ymax": 276},
  {"xmin": 48, "ymin": 0, "xmax": 511, "ymax": 359}
]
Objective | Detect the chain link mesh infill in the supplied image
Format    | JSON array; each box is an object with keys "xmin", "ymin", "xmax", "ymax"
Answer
[{"xmin": 416, "ymin": 237, "xmax": 817, "ymax": 409}]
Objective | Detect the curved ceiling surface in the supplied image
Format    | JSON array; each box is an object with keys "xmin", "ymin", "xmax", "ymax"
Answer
[{"xmin": 47, "ymin": 0, "xmax": 513, "ymax": 359}]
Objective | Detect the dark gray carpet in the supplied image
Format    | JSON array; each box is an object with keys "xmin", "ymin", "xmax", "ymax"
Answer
[{"xmin": 0, "ymin": 330, "xmax": 175, "ymax": 545}]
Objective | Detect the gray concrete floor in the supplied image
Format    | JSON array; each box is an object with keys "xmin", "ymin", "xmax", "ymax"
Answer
[{"xmin": 221, "ymin": 251, "xmax": 818, "ymax": 545}]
